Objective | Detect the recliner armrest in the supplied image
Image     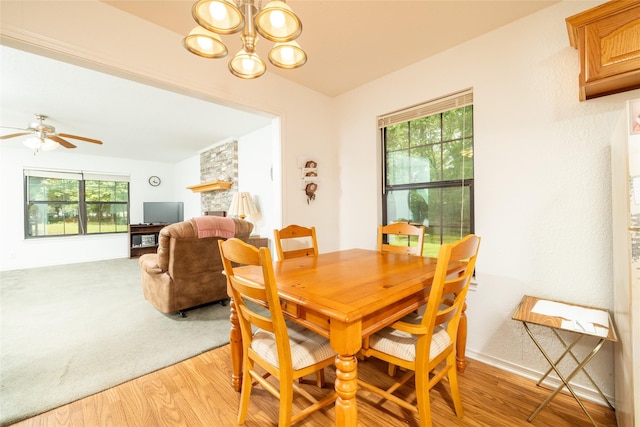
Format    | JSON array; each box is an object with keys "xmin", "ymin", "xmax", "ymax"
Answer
[{"xmin": 138, "ymin": 254, "xmax": 164, "ymax": 274}]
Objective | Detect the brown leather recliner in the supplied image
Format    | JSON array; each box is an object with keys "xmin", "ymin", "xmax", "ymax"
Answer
[{"xmin": 139, "ymin": 217, "xmax": 253, "ymax": 314}]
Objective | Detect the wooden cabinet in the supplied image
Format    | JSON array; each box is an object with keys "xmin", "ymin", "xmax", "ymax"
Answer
[
  {"xmin": 566, "ymin": 1, "xmax": 640, "ymax": 101},
  {"xmin": 129, "ymin": 224, "xmax": 166, "ymax": 258}
]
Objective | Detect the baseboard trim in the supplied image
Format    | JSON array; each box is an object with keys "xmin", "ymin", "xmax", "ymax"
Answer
[{"xmin": 465, "ymin": 350, "xmax": 614, "ymax": 407}]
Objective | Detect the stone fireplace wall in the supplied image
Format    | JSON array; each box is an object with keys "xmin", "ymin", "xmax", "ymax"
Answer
[{"xmin": 199, "ymin": 140, "xmax": 237, "ymax": 214}]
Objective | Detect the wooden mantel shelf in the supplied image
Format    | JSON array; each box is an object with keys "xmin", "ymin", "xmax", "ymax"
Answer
[{"xmin": 187, "ymin": 180, "xmax": 233, "ymax": 193}]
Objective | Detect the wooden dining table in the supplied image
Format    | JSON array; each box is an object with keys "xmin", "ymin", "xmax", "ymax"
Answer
[{"xmin": 228, "ymin": 248, "xmax": 466, "ymax": 426}]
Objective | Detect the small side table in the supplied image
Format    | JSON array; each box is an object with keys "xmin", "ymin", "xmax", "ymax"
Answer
[{"xmin": 512, "ymin": 295, "xmax": 617, "ymax": 426}]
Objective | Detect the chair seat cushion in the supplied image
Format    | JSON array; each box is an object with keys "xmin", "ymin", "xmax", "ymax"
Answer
[
  {"xmin": 369, "ymin": 322, "xmax": 450, "ymax": 363},
  {"xmin": 252, "ymin": 322, "xmax": 335, "ymax": 370}
]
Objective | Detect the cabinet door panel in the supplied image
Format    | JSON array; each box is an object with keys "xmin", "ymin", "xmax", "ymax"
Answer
[
  {"xmin": 585, "ymin": 12, "xmax": 640, "ymax": 81},
  {"xmin": 567, "ymin": 1, "xmax": 640, "ymax": 100}
]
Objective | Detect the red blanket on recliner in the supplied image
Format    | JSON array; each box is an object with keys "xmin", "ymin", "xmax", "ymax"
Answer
[{"xmin": 193, "ymin": 216, "xmax": 236, "ymax": 239}]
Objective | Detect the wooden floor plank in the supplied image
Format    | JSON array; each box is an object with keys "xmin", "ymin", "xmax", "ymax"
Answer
[{"xmin": 8, "ymin": 344, "xmax": 617, "ymax": 426}]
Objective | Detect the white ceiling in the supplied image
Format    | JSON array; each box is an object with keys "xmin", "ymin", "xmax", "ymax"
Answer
[
  {"xmin": 0, "ymin": 46, "xmax": 274, "ymax": 162},
  {"xmin": 0, "ymin": 1, "xmax": 559, "ymax": 162}
]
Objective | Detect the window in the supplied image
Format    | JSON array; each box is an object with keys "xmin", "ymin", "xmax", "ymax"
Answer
[
  {"xmin": 380, "ymin": 89, "xmax": 473, "ymax": 258},
  {"xmin": 24, "ymin": 169, "xmax": 130, "ymax": 238}
]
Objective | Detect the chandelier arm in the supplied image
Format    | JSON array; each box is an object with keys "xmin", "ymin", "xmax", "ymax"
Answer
[{"xmin": 241, "ymin": 0, "xmax": 258, "ymax": 52}]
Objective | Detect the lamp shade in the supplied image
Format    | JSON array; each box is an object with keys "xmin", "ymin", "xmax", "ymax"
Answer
[
  {"xmin": 269, "ymin": 41, "xmax": 307, "ymax": 69},
  {"xmin": 183, "ymin": 26, "xmax": 228, "ymax": 58},
  {"xmin": 22, "ymin": 137, "xmax": 42, "ymax": 150},
  {"xmin": 22, "ymin": 137, "xmax": 60, "ymax": 152},
  {"xmin": 229, "ymin": 49, "xmax": 266, "ymax": 79},
  {"xmin": 255, "ymin": 0, "xmax": 302, "ymax": 42},
  {"xmin": 228, "ymin": 192, "xmax": 258, "ymax": 219},
  {"xmin": 192, "ymin": 0, "xmax": 244, "ymax": 34}
]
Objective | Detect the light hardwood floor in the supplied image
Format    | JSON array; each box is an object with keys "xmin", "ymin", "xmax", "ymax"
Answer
[{"xmin": 10, "ymin": 344, "xmax": 616, "ymax": 426}]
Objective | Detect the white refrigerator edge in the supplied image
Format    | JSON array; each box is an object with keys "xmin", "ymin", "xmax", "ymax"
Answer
[{"xmin": 612, "ymin": 98, "xmax": 640, "ymax": 427}]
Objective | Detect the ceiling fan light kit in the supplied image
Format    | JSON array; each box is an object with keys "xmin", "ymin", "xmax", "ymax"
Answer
[
  {"xmin": 23, "ymin": 136, "xmax": 60, "ymax": 152},
  {"xmin": 183, "ymin": 0, "xmax": 306, "ymax": 79},
  {"xmin": 0, "ymin": 114, "xmax": 103, "ymax": 154}
]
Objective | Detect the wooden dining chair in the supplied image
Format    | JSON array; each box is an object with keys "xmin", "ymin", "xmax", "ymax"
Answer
[
  {"xmin": 359, "ymin": 234, "xmax": 481, "ymax": 427},
  {"xmin": 273, "ymin": 224, "xmax": 318, "ymax": 261},
  {"xmin": 377, "ymin": 222, "xmax": 426, "ymax": 256},
  {"xmin": 218, "ymin": 238, "xmax": 337, "ymax": 426}
]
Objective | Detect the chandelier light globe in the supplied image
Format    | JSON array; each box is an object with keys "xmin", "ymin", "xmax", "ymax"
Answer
[
  {"xmin": 269, "ymin": 9, "xmax": 285, "ymax": 27},
  {"xmin": 192, "ymin": 0, "xmax": 244, "ymax": 34},
  {"xmin": 255, "ymin": 0, "xmax": 302, "ymax": 42},
  {"xmin": 183, "ymin": 26, "xmax": 228, "ymax": 58},
  {"xmin": 209, "ymin": 1, "xmax": 228, "ymax": 20},
  {"xmin": 269, "ymin": 41, "xmax": 306, "ymax": 69},
  {"xmin": 229, "ymin": 49, "xmax": 266, "ymax": 79}
]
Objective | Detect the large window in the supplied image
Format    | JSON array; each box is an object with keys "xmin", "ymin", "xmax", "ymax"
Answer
[
  {"xmin": 24, "ymin": 169, "xmax": 130, "ymax": 238},
  {"xmin": 380, "ymin": 89, "xmax": 473, "ymax": 258}
]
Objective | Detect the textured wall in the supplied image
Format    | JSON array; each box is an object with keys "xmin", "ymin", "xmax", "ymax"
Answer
[
  {"xmin": 334, "ymin": 0, "xmax": 640, "ymax": 401},
  {"xmin": 199, "ymin": 140, "xmax": 237, "ymax": 213}
]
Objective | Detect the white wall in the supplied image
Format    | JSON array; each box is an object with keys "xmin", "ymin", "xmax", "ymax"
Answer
[
  {"xmin": 0, "ymin": 120, "xmax": 277, "ymax": 271},
  {"xmin": 174, "ymin": 154, "xmax": 202, "ymax": 220},
  {"xmin": 238, "ymin": 124, "xmax": 278, "ymax": 240},
  {"xmin": 0, "ymin": 144, "xmax": 180, "ymax": 270},
  {"xmin": 335, "ymin": 0, "xmax": 640, "ymax": 400}
]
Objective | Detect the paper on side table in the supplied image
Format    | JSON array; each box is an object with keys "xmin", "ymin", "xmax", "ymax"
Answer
[
  {"xmin": 532, "ymin": 300, "xmax": 609, "ymax": 336},
  {"xmin": 559, "ymin": 319, "xmax": 609, "ymax": 336}
]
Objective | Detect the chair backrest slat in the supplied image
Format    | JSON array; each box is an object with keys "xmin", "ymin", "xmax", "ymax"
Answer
[
  {"xmin": 377, "ymin": 223, "xmax": 426, "ymax": 256},
  {"xmin": 420, "ymin": 234, "xmax": 480, "ymax": 358},
  {"xmin": 274, "ymin": 225, "xmax": 319, "ymax": 261},
  {"xmin": 219, "ymin": 238, "xmax": 292, "ymax": 366}
]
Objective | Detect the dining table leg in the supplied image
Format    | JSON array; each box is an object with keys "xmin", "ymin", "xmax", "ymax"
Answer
[
  {"xmin": 229, "ymin": 297, "xmax": 243, "ymax": 392},
  {"xmin": 456, "ymin": 301, "xmax": 468, "ymax": 372},
  {"xmin": 334, "ymin": 354, "xmax": 358, "ymax": 427},
  {"xmin": 331, "ymin": 319, "xmax": 361, "ymax": 426},
  {"xmin": 456, "ymin": 302, "xmax": 467, "ymax": 373}
]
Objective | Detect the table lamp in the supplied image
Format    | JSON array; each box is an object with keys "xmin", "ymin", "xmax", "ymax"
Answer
[{"xmin": 228, "ymin": 192, "xmax": 258, "ymax": 220}]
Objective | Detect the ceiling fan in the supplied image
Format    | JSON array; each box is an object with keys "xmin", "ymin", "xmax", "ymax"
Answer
[{"xmin": 0, "ymin": 114, "xmax": 103, "ymax": 151}]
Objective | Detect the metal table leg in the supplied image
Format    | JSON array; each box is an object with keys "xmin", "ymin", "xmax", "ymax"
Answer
[
  {"xmin": 522, "ymin": 322, "xmax": 606, "ymax": 426},
  {"xmin": 546, "ymin": 328, "xmax": 615, "ymax": 410}
]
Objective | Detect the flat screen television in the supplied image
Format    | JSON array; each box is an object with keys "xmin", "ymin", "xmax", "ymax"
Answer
[{"xmin": 143, "ymin": 202, "xmax": 184, "ymax": 224}]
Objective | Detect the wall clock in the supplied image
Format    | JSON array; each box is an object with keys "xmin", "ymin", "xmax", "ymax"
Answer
[{"xmin": 148, "ymin": 176, "xmax": 161, "ymax": 187}]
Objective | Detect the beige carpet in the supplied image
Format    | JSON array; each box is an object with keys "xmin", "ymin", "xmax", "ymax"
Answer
[{"xmin": 0, "ymin": 258, "xmax": 231, "ymax": 426}]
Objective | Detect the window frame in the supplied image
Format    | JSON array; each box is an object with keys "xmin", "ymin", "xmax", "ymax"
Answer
[
  {"xmin": 379, "ymin": 89, "xmax": 474, "ymax": 256},
  {"xmin": 24, "ymin": 169, "xmax": 130, "ymax": 239}
]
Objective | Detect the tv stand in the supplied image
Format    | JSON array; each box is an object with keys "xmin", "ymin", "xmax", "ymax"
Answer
[{"xmin": 129, "ymin": 223, "xmax": 167, "ymax": 258}]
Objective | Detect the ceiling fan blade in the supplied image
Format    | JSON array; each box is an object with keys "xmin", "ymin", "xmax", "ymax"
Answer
[
  {"xmin": 0, "ymin": 125, "xmax": 31, "ymax": 131},
  {"xmin": 49, "ymin": 135, "xmax": 77, "ymax": 149},
  {"xmin": 0, "ymin": 132, "xmax": 32, "ymax": 140},
  {"xmin": 58, "ymin": 133, "xmax": 103, "ymax": 145}
]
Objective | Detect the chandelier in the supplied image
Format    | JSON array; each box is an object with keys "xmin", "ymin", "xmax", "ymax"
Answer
[{"xmin": 183, "ymin": 0, "xmax": 307, "ymax": 79}]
